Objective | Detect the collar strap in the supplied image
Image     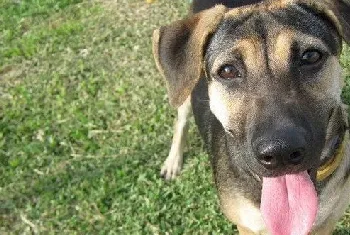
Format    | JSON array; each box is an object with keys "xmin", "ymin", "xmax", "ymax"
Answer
[{"xmin": 317, "ymin": 136, "xmax": 347, "ymax": 181}]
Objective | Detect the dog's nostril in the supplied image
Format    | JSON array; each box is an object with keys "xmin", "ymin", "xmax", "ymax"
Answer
[
  {"xmin": 258, "ymin": 154, "xmax": 277, "ymax": 167},
  {"xmin": 262, "ymin": 155, "xmax": 273, "ymax": 163},
  {"xmin": 288, "ymin": 149, "xmax": 304, "ymax": 165}
]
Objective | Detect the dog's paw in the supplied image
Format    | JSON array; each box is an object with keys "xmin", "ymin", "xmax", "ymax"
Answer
[{"xmin": 160, "ymin": 156, "xmax": 182, "ymax": 180}]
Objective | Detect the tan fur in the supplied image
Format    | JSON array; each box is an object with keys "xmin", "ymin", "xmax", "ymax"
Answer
[
  {"xmin": 273, "ymin": 30, "xmax": 294, "ymax": 69},
  {"xmin": 302, "ymin": 57, "xmax": 342, "ymax": 102},
  {"xmin": 220, "ymin": 192, "xmax": 268, "ymax": 234},
  {"xmin": 208, "ymin": 81, "xmax": 247, "ymax": 135},
  {"xmin": 153, "ymin": 5, "xmax": 228, "ymax": 107},
  {"xmin": 152, "ymin": 29, "xmax": 165, "ymax": 80},
  {"xmin": 208, "ymin": 38, "xmax": 264, "ymax": 134},
  {"xmin": 237, "ymin": 38, "xmax": 264, "ymax": 71},
  {"xmin": 161, "ymin": 97, "xmax": 191, "ymax": 180},
  {"xmin": 237, "ymin": 226, "xmax": 262, "ymax": 235},
  {"xmin": 271, "ymin": 31, "xmax": 343, "ymax": 102},
  {"xmin": 211, "ymin": 38, "xmax": 264, "ymax": 75}
]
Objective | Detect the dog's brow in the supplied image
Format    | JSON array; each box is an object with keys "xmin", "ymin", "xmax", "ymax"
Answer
[
  {"xmin": 235, "ymin": 38, "xmax": 263, "ymax": 71},
  {"xmin": 269, "ymin": 5, "xmax": 341, "ymax": 55},
  {"xmin": 273, "ymin": 30, "xmax": 294, "ymax": 68}
]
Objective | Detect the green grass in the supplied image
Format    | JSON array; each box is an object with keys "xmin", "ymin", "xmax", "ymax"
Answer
[{"xmin": 0, "ymin": 0, "xmax": 350, "ymax": 234}]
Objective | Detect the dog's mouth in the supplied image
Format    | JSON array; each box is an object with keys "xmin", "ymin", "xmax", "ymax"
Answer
[
  {"xmin": 260, "ymin": 132, "xmax": 346, "ymax": 235},
  {"xmin": 246, "ymin": 132, "xmax": 346, "ymax": 181},
  {"xmin": 225, "ymin": 124, "xmax": 346, "ymax": 234},
  {"xmin": 261, "ymin": 171, "xmax": 317, "ymax": 235}
]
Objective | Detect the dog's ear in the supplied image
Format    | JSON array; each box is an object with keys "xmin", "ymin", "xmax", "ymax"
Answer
[
  {"xmin": 153, "ymin": 5, "xmax": 227, "ymax": 107},
  {"xmin": 298, "ymin": 0, "xmax": 350, "ymax": 43},
  {"xmin": 330, "ymin": 0, "xmax": 350, "ymax": 43}
]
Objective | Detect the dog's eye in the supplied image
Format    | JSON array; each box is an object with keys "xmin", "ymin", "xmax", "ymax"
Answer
[
  {"xmin": 218, "ymin": 65, "xmax": 241, "ymax": 80},
  {"xmin": 300, "ymin": 50, "xmax": 323, "ymax": 65}
]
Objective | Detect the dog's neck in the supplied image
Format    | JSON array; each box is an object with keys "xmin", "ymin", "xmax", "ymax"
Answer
[{"xmin": 317, "ymin": 135, "xmax": 347, "ymax": 181}]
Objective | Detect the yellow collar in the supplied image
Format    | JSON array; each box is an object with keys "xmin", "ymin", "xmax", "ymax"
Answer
[{"xmin": 316, "ymin": 136, "xmax": 347, "ymax": 181}]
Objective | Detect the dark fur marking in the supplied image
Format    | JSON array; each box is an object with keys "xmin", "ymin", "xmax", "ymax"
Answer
[
  {"xmin": 271, "ymin": 5, "xmax": 341, "ymax": 55},
  {"xmin": 336, "ymin": 0, "xmax": 350, "ymax": 43},
  {"xmin": 192, "ymin": 0, "xmax": 262, "ymax": 14},
  {"xmin": 205, "ymin": 13, "xmax": 255, "ymax": 70},
  {"xmin": 252, "ymin": 17, "xmax": 275, "ymax": 80}
]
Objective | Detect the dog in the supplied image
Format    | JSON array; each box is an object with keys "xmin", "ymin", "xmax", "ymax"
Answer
[{"xmin": 153, "ymin": 0, "xmax": 350, "ymax": 234}]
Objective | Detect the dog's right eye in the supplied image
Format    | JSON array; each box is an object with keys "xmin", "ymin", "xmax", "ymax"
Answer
[
  {"xmin": 218, "ymin": 65, "xmax": 241, "ymax": 80},
  {"xmin": 300, "ymin": 50, "xmax": 323, "ymax": 66}
]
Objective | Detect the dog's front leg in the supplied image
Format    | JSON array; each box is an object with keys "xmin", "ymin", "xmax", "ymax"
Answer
[
  {"xmin": 237, "ymin": 226, "xmax": 259, "ymax": 235},
  {"xmin": 160, "ymin": 97, "xmax": 191, "ymax": 180}
]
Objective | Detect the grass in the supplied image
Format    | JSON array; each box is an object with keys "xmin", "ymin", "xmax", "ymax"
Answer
[{"xmin": 0, "ymin": 0, "xmax": 350, "ymax": 234}]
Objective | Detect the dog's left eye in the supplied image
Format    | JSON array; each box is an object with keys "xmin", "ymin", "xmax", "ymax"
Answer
[
  {"xmin": 300, "ymin": 50, "xmax": 323, "ymax": 66},
  {"xmin": 218, "ymin": 65, "xmax": 241, "ymax": 80}
]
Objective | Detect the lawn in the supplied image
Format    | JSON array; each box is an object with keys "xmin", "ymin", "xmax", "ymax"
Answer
[{"xmin": 0, "ymin": 0, "xmax": 350, "ymax": 234}]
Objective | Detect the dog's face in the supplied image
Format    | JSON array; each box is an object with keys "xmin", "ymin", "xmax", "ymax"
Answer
[
  {"xmin": 153, "ymin": 0, "xmax": 350, "ymax": 179},
  {"xmin": 154, "ymin": 1, "xmax": 350, "ymax": 233},
  {"xmin": 205, "ymin": 4, "xmax": 344, "ymax": 178}
]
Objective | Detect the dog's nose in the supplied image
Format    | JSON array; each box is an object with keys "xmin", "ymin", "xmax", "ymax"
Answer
[{"xmin": 254, "ymin": 130, "xmax": 306, "ymax": 169}]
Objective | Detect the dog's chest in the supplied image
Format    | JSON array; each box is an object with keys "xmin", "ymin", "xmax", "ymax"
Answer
[{"xmin": 220, "ymin": 192, "xmax": 268, "ymax": 234}]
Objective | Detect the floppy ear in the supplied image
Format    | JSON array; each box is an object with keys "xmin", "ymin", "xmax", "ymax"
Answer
[{"xmin": 153, "ymin": 5, "xmax": 227, "ymax": 107}]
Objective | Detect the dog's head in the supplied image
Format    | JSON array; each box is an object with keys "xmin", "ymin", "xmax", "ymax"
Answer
[
  {"xmin": 154, "ymin": 0, "xmax": 350, "ymax": 178},
  {"xmin": 153, "ymin": 1, "xmax": 349, "ymax": 233}
]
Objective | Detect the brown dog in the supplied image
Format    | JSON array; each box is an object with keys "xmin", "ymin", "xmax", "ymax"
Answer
[{"xmin": 153, "ymin": 0, "xmax": 350, "ymax": 234}]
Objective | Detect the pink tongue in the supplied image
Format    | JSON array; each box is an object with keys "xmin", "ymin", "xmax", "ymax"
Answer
[{"xmin": 261, "ymin": 171, "xmax": 318, "ymax": 235}]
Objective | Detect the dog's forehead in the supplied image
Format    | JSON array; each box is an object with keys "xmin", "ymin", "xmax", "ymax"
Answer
[
  {"xmin": 208, "ymin": 3, "xmax": 341, "ymax": 56},
  {"xmin": 223, "ymin": 0, "xmax": 293, "ymax": 18}
]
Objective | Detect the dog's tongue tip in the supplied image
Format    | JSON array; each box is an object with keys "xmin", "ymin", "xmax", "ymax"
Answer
[{"xmin": 261, "ymin": 171, "xmax": 318, "ymax": 235}]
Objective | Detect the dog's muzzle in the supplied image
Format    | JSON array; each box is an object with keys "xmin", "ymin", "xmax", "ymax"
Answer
[{"xmin": 253, "ymin": 128, "xmax": 306, "ymax": 170}]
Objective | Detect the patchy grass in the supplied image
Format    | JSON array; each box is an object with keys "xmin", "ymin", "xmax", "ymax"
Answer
[{"xmin": 0, "ymin": 0, "xmax": 350, "ymax": 234}]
